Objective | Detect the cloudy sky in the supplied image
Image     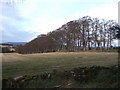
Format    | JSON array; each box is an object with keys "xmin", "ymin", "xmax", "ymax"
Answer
[{"xmin": 0, "ymin": 0, "xmax": 119, "ymax": 43}]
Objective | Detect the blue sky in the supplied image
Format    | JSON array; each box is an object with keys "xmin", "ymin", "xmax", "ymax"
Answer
[{"xmin": 0, "ymin": 0, "xmax": 119, "ymax": 43}]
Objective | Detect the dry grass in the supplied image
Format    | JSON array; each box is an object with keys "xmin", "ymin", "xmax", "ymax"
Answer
[{"xmin": 2, "ymin": 52, "xmax": 118, "ymax": 78}]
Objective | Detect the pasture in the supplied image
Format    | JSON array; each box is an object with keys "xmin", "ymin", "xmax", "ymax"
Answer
[{"xmin": 2, "ymin": 52, "xmax": 118, "ymax": 79}]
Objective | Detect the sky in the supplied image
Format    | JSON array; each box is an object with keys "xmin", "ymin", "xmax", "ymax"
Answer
[{"xmin": 0, "ymin": 0, "xmax": 119, "ymax": 43}]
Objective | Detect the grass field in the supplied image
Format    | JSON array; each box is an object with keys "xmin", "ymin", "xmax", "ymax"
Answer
[{"xmin": 2, "ymin": 52, "xmax": 118, "ymax": 79}]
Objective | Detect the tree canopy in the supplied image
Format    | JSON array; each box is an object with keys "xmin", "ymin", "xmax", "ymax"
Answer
[{"xmin": 16, "ymin": 16, "xmax": 119, "ymax": 54}]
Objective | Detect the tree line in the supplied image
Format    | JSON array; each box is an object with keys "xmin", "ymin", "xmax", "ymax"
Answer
[{"xmin": 16, "ymin": 16, "xmax": 120, "ymax": 54}]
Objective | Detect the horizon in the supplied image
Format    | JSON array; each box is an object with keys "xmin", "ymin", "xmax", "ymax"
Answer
[{"xmin": 0, "ymin": 0, "xmax": 119, "ymax": 43}]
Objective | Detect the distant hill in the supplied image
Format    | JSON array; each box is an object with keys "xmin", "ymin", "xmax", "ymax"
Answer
[{"xmin": 0, "ymin": 42, "xmax": 27, "ymax": 46}]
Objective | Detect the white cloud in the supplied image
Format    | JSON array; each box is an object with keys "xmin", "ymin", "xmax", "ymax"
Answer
[
  {"xmin": 73, "ymin": 3, "xmax": 118, "ymax": 21},
  {"xmin": 22, "ymin": 18, "xmax": 66, "ymax": 34},
  {"xmin": 87, "ymin": 3, "xmax": 118, "ymax": 21},
  {"xmin": 24, "ymin": 0, "xmax": 119, "ymax": 3}
]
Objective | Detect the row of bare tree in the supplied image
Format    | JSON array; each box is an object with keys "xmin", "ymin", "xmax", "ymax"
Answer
[{"xmin": 16, "ymin": 16, "xmax": 119, "ymax": 54}]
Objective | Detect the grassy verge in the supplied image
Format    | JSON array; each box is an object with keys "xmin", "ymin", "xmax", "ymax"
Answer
[{"xmin": 2, "ymin": 65, "xmax": 118, "ymax": 88}]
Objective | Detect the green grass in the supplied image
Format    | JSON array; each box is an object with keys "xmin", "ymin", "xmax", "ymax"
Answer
[{"xmin": 2, "ymin": 52, "xmax": 118, "ymax": 78}]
